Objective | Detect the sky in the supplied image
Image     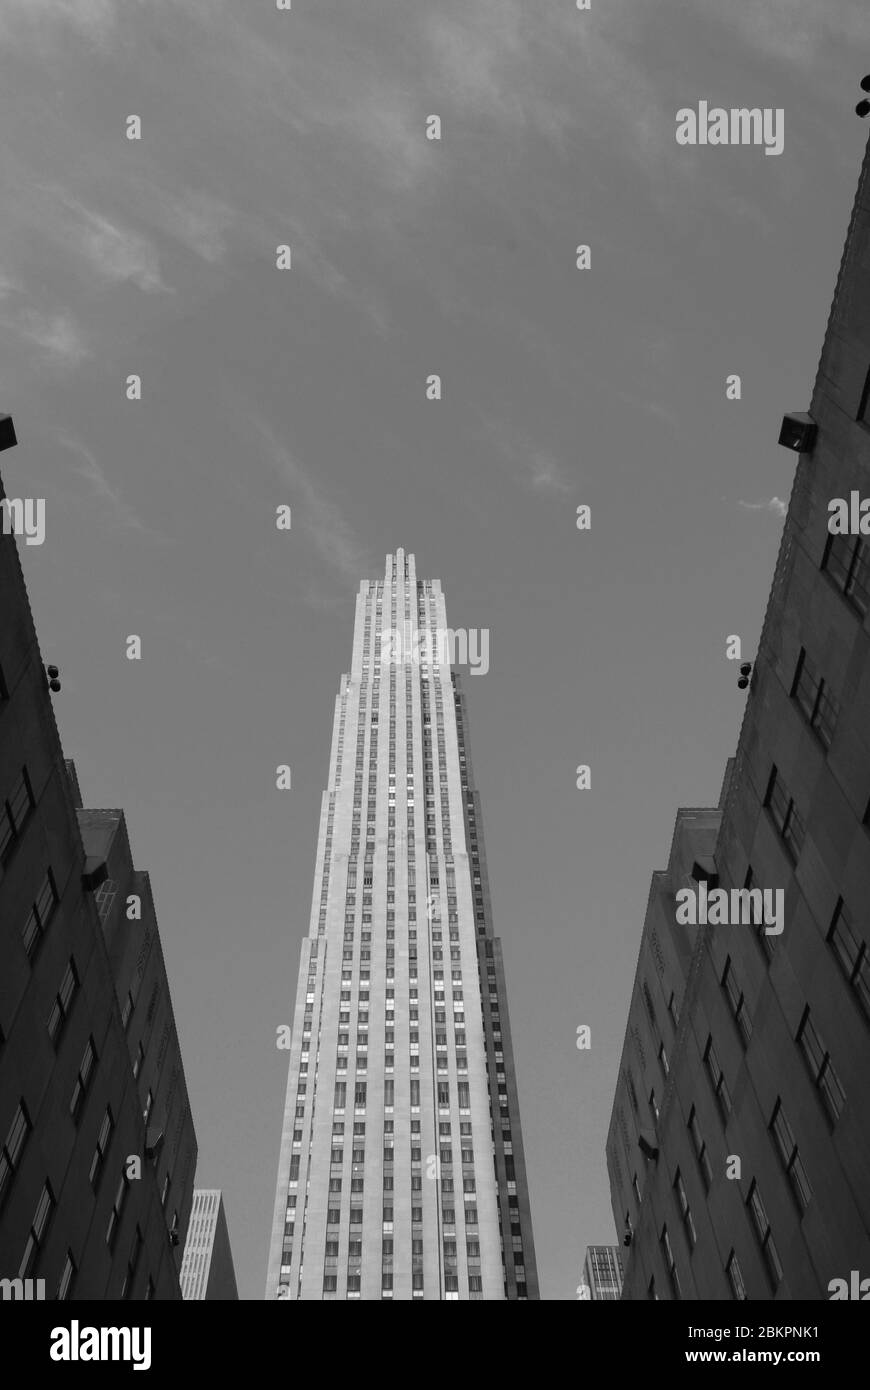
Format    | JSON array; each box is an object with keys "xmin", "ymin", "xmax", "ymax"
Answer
[{"xmin": 1, "ymin": 0, "xmax": 868, "ymax": 1300}]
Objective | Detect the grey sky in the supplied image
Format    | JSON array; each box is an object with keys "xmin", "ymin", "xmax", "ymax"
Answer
[{"xmin": 2, "ymin": 0, "xmax": 868, "ymax": 1298}]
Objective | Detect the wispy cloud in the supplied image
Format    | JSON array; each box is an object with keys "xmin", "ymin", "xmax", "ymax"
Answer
[
  {"xmin": 738, "ymin": 496, "xmax": 787, "ymax": 518},
  {"xmin": 252, "ymin": 417, "xmax": 371, "ymax": 584},
  {"xmin": 479, "ymin": 414, "xmax": 575, "ymax": 495},
  {"xmin": 57, "ymin": 435, "xmax": 163, "ymax": 537},
  {"xmin": 43, "ymin": 191, "xmax": 170, "ymax": 292},
  {"xmin": 128, "ymin": 183, "xmax": 236, "ymax": 265},
  {"xmin": 0, "ymin": 0, "xmax": 117, "ymax": 47},
  {"xmin": 17, "ymin": 309, "xmax": 89, "ymax": 364}
]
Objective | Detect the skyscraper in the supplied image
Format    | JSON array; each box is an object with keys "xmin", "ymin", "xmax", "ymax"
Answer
[
  {"xmin": 581, "ymin": 1245, "xmax": 624, "ymax": 1301},
  {"xmin": 606, "ymin": 131, "xmax": 870, "ymax": 1299},
  {"xmin": 181, "ymin": 1190, "xmax": 238, "ymax": 1300},
  {"xmin": 266, "ymin": 549, "xmax": 538, "ymax": 1300}
]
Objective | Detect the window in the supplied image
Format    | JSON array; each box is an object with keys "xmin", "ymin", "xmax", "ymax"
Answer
[
  {"xmin": 764, "ymin": 765, "xmax": 805, "ymax": 864},
  {"xmin": 0, "ymin": 766, "xmax": 34, "ymax": 867},
  {"xmin": 857, "ymin": 361, "xmax": 870, "ymax": 423},
  {"xmin": 673, "ymin": 1168, "xmax": 696, "ymax": 1249},
  {"xmin": 121, "ymin": 1226, "xmax": 143, "ymax": 1300},
  {"xmin": 47, "ymin": 959, "xmax": 79, "ymax": 1046},
  {"xmin": 107, "ymin": 1173, "xmax": 130, "ymax": 1250},
  {"xmin": 722, "ymin": 957, "xmax": 752, "ymax": 1047},
  {"xmin": 19, "ymin": 1181, "xmax": 54, "ymax": 1277},
  {"xmin": 70, "ymin": 1038, "xmax": 97, "ymax": 1123},
  {"xmin": 660, "ymin": 1225, "xmax": 680, "ymax": 1299},
  {"xmin": 0, "ymin": 1101, "xmax": 30, "ymax": 1209},
  {"xmin": 687, "ymin": 1106, "xmax": 712, "ymax": 1191},
  {"xmin": 791, "ymin": 648, "xmax": 839, "ymax": 748},
  {"xmin": 22, "ymin": 868, "xmax": 58, "ymax": 959},
  {"xmin": 797, "ymin": 1007, "xmax": 846, "ymax": 1124},
  {"xmin": 120, "ymin": 991, "xmax": 135, "ymax": 1030},
  {"xmin": 703, "ymin": 1037, "xmax": 732, "ymax": 1121},
  {"xmin": 89, "ymin": 1106, "xmax": 114, "ymax": 1191},
  {"xmin": 822, "ymin": 533, "xmax": 870, "ymax": 616},
  {"xmin": 746, "ymin": 1181, "xmax": 782, "ymax": 1289},
  {"xmin": 642, "ymin": 981, "xmax": 657, "ymax": 1026},
  {"xmin": 769, "ymin": 1099, "xmax": 812, "ymax": 1213},
  {"xmin": 726, "ymin": 1250, "xmax": 746, "ymax": 1301},
  {"xmin": 57, "ymin": 1251, "xmax": 76, "ymax": 1301},
  {"xmin": 667, "ymin": 991, "xmax": 680, "ymax": 1030},
  {"xmin": 827, "ymin": 899, "xmax": 870, "ymax": 1020}
]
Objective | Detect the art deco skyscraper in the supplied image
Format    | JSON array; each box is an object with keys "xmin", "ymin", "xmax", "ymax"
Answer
[{"xmin": 266, "ymin": 549, "xmax": 538, "ymax": 1300}]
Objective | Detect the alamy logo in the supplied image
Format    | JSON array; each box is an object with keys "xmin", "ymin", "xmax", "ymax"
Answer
[
  {"xmin": 379, "ymin": 624, "xmax": 489, "ymax": 675},
  {"xmin": 676, "ymin": 102, "xmax": 784, "ymax": 156},
  {"xmin": 49, "ymin": 1322, "xmax": 151, "ymax": 1371},
  {"xmin": 828, "ymin": 1271, "xmax": 870, "ymax": 1300},
  {"xmin": 0, "ymin": 1277, "xmax": 45, "ymax": 1300},
  {"xmin": 1, "ymin": 497, "xmax": 45, "ymax": 546},
  {"xmin": 675, "ymin": 883, "xmax": 783, "ymax": 935}
]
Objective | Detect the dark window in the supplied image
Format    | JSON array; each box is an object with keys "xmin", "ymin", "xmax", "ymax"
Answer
[
  {"xmin": 857, "ymin": 362, "xmax": 870, "ymax": 423},
  {"xmin": 57, "ymin": 1251, "xmax": 76, "ymax": 1301},
  {"xmin": 120, "ymin": 1226, "xmax": 143, "ymax": 1300},
  {"xmin": 673, "ymin": 1168, "xmax": 696, "ymax": 1249},
  {"xmin": 746, "ymin": 1181, "xmax": 782, "ymax": 1289},
  {"xmin": 0, "ymin": 766, "xmax": 35, "ymax": 866},
  {"xmin": 47, "ymin": 959, "xmax": 79, "ymax": 1046},
  {"xmin": 89, "ymin": 1107, "xmax": 114, "ymax": 1191},
  {"xmin": 106, "ymin": 1173, "xmax": 130, "ymax": 1250},
  {"xmin": 797, "ymin": 1007, "xmax": 846, "ymax": 1124},
  {"xmin": 19, "ymin": 1181, "xmax": 54, "ymax": 1277},
  {"xmin": 0, "ymin": 1100, "xmax": 31, "ymax": 1208},
  {"xmin": 70, "ymin": 1038, "xmax": 97, "ymax": 1123},
  {"xmin": 791, "ymin": 648, "xmax": 839, "ymax": 748},
  {"xmin": 827, "ymin": 899, "xmax": 870, "ymax": 1020},
  {"xmin": 822, "ymin": 533, "xmax": 870, "ymax": 616},
  {"xmin": 22, "ymin": 868, "xmax": 58, "ymax": 960},
  {"xmin": 722, "ymin": 957, "xmax": 753, "ymax": 1047},
  {"xmin": 687, "ymin": 1105, "xmax": 712, "ymax": 1191},
  {"xmin": 660, "ymin": 1224, "xmax": 681, "ymax": 1299},
  {"xmin": 703, "ymin": 1037, "xmax": 732, "ymax": 1121},
  {"xmin": 726, "ymin": 1250, "xmax": 746, "ymax": 1301},
  {"xmin": 769, "ymin": 1099, "xmax": 812, "ymax": 1213},
  {"xmin": 764, "ymin": 765, "xmax": 805, "ymax": 864}
]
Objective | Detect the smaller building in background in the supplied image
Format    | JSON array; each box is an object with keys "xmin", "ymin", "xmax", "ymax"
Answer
[
  {"xmin": 181, "ymin": 1189, "xmax": 238, "ymax": 1300},
  {"xmin": 581, "ymin": 1245, "xmax": 624, "ymax": 1301}
]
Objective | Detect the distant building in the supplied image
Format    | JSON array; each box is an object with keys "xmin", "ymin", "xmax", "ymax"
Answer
[
  {"xmin": 181, "ymin": 1190, "xmax": 238, "ymax": 1300},
  {"xmin": 0, "ymin": 423, "xmax": 196, "ymax": 1299},
  {"xmin": 581, "ymin": 1245, "xmax": 624, "ymax": 1301},
  {"xmin": 607, "ymin": 132, "xmax": 870, "ymax": 1299}
]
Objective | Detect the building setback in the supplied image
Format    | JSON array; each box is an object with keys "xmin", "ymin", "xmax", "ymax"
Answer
[
  {"xmin": 181, "ymin": 1190, "xmax": 238, "ymax": 1300},
  {"xmin": 607, "ymin": 134, "xmax": 870, "ymax": 1299},
  {"xmin": 266, "ymin": 549, "xmax": 538, "ymax": 1299},
  {"xmin": 582, "ymin": 1245, "xmax": 624, "ymax": 1300},
  {"xmin": 0, "ymin": 420, "xmax": 196, "ymax": 1299}
]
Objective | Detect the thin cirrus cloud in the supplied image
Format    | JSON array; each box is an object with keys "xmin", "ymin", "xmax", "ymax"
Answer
[
  {"xmin": 17, "ymin": 309, "xmax": 89, "ymax": 365},
  {"xmin": 57, "ymin": 435, "xmax": 163, "ymax": 538},
  {"xmin": 0, "ymin": 0, "xmax": 117, "ymax": 46},
  {"xmin": 252, "ymin": 417, "xmax": 372, "ymax": 586},
  {"xmin": 43, "ymin": 191, "xmax": 170, "ymax": 293},
  {"xmin": 479, "ymin": 414, "xmax": 575, "ymax": 496},
  {"xmin": 738, "ymin": 496, "xmax": 788, "ymax": 517}
]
